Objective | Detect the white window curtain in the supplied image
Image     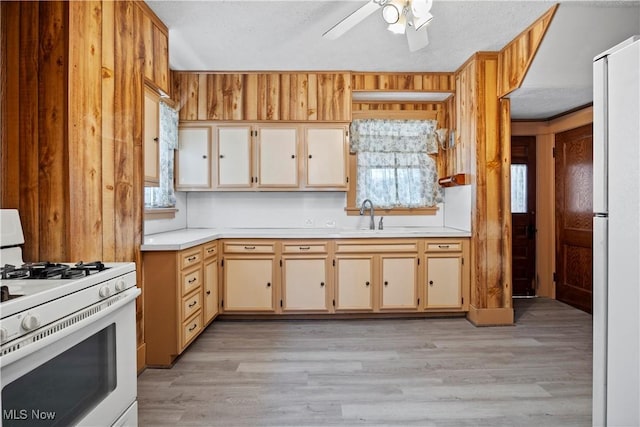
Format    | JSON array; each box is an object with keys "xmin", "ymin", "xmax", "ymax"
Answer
[
  {"xmin": 350, "ymin": 119, "xmax": 442, "ymax": 208},
  {"xmin": 144, "ymin": 101, "xmax": 178, "ymax": 208}
]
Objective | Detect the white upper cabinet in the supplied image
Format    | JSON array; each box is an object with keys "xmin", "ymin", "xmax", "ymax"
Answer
[
  {"xmin": 256, "ymin": 126, "xmax": 299, "ymax": 187},
  {"xmin": 176, "ymin": 126, "xmax": 211, "ymax": 189},
  {"xmin": 305, "ymin": 126, "xmax": 348, "ymax": 189},
  {"xmin": 216, "ymin": 126, "xmax": 252, "ymax": 188}
]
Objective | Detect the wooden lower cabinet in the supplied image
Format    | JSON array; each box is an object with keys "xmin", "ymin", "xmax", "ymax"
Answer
[
  {"xmin": 380, "ymin": 255, "xmax": 419, "ymax": 310},
  {"xmin": 143, "ymin": 242, "xmax": 220, "ymax": 367},
  {"xmin": 223, "ymin": 256, "xmax": 276, "ymax": 311},
  {"xmin": 282, "ymin": 256, "xmax": 330, "ymax": 312},
  {"xmin": 335, "ymin": 256, "xmax": 374, "ymax": 311},
  {"xmin": 423, "ymin": 240, "xmax": 469, "ymax": 310}
]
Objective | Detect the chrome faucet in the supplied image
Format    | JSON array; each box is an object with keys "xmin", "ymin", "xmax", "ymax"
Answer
[{"xmin": 359, "ymin": 199, "xmax": 375, "ymax": 230}]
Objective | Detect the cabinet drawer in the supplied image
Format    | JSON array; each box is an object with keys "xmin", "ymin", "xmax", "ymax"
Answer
[
  {"xmin": 181, "ymin": 311, "xmax": 203, "ymax": 348},
  {"xmin": 181, "ymin": 248, "xmax": 202, "ymax": 270},
  {"xmin": 181, "ymin": 268, "xmax": 202, "ymax": 295},
  {"xmin": 282, "ymin": 242, "xmax": 328, "ymax": 254},
  {"xmin": 426, "ymin": 241, "xmax": 462, "ymax": 252},
  {"xmin": 203, "ymin": 243, "xmax": 218, "ymax": 258},
  {"xmin": 182, "ymin": 290, "xmax": 202, "ymax": 321},
  {"xmin": 224, "ymin": 242, "xmax": 275, "ymax": 254},
  {"xmin": 335, "ymin": 241, "xmax": 419, "ymax": 253}
]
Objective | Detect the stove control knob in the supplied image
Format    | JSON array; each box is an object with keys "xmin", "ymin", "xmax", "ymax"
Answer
[
  {"xmin": 115, "ymin": 280, "xmax": 127, "ymax": 292},
  {"xmin": 99, "ymin": 286, "xmax": 112, "ymax": 298},
  {"xmin": 0, "ymin": 327, "xmax": 8, "ymax": 343},
  {"xmin": 21, "ymin": 314, "xmax": 41, "ymax": 331}
]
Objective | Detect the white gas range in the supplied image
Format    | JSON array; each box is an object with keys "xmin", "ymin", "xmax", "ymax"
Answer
[{"xmin": 0, "ymin": 209, "xmax": 140, "ymax": 427}]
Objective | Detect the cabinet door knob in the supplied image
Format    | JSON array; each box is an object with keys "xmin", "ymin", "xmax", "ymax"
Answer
[
  {"xmin": 320, "ymin": 282, "xmax": 325, "ymax": 287},
  {"xmin": 206, "ymin": 290, "xmax": 211, "ymax": 295},
  {"xmin": 429, "ymin": 280, "xmax": 434, "ymax": 286},
  {"xmin": 365, "ymin": 281, "xmax": 370, "ymax": 287},
  {"xmin": 267, "ymin": 282, "xmax": 271, "ymax": 287},
  {"xmin": 202, "ymin": 155, "xmax": 207, "ymax": 159},
  {"xmin": 291, "ymin": 154, "xmax": 296, "ymax": 159},
  {"xmin": 219, "ymin": 154, "xmax": 224, "ymax": 159},
  {"xmin": 384, "ymin": 281, "xmax": 389, "ymax": 286},
  {"xmin": 153, "ymin": 137, "xmax": 159, "ymax": 142},
  {"xmin": 308, "ymin": 154, "xmax": 313, "ymax": 159}
]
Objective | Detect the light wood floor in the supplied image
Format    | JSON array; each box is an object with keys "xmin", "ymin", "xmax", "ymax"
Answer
[{"xmin": 137, "ymin": 298, "xmax": 592, "ymax": 426}]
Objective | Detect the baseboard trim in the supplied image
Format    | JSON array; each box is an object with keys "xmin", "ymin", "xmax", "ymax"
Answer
[
  {"xmin": 466, "ymin": 305, "xmax": 514, "ymax": 326},
  {"xmin": 137, "ymin": 343, "xmax": 146, "ymax": 374}
]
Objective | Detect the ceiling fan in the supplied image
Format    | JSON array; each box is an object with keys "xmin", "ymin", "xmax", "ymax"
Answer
[{"xmin": 323, "ymin": 0, "xmax": 434, "ymax": 52}]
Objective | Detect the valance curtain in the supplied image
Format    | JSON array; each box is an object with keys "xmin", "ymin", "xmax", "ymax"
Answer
[
  {"xmin": 144, "ymin": 100, "xmax": 178, "ymax": 208},
  {"xmin": 349, "ymin": 119, "xmax": 442, "ymax": 209}
]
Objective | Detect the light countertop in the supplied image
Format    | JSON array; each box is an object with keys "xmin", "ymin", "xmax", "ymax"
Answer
[{"xmin": 141, "ymin": 227, "xmax": 471, "ymax": 251}]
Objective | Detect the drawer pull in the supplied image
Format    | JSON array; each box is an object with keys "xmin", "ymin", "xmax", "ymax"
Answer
[
  {"xmin": 188, "ymin": 301, "xmax": 197, "ymax": 308},
  {"xmin": 188, "ymin": 323, "xmax": 198, "ymax": 332},
  {"xmin": 207, "ymin": 248, "xmax": 215, "ymax": 253},
  {"xmin": 188, "ymin": 277, "xmax": 197, "ymax": 284},
  {"xmin": 299, "ymin": 246, "xmax": 310, "ymax": 250},
  {"xmin": 244, "ymin": 246, "xmax": 256, "ymax": 250},
  {"xmin": 438, "ymin": 245, "xmax": 450, "ymax": 249},
  {"xmin": 187, "ymin": 255, "xmax": 197, "ymax": 261}
]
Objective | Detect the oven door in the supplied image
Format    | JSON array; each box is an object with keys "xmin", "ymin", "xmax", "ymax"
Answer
[{"xmin": 1, "ymin": 287, "xmax": 140, "ymax": 427}]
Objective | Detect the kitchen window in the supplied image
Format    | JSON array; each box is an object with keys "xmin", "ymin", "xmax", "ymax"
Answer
[
  {"xmin": 347, "ymin": 119, "xmax": 442, "ymax": 213},
  {"xmin": 145, "ymin": 100, "xmax": 178, "ymax": 218}
]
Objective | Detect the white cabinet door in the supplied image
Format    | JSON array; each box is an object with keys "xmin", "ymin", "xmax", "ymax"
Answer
[
  {"xmin": 257, "ymin": 127, "xmax": 298, "ymax": 187},
  {"xmin": 305, "ymin": 127, "xmax": 347, "ymax": 188},
  {"xmin": 217, "ymin": 126, "xmax": 252, "ymax": 187},
  {"xmin": 426, "ymin": 256, "xmax": 462, "ymax": 308},
  {"xmin": 335, "ymin": 256, "xmax": 373, "ymax": 311},
  {"xmin": 144, "ymin": 88, "xmax": 160, "ymax": 186},
  {"xmin": 282, "ymin": 257, "xmax": 328, "ymax": 311},
  {"xmin": 224, "ymin": 258, "xmax": 275, "ymax": 311},
  {"xmin": 380, "ymin": 256, "xmax": 418, "ymax": 310},
  {"xmin": 176, "ymin": 126, "xmax": 211, "ymax": 189}
]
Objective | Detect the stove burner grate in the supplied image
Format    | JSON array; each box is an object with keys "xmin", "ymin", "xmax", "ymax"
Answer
[{"xmin": 1, "ymin": 261, "xmax": 109, "ymax": 280}]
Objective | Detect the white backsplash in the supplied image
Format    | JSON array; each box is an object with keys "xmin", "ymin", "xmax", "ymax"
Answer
[
  {"xmin": 443, "ymin": 185, "xmax": 472, "ymax": 231},
  {"xmin": 143, "ymin": 192, "xmax": 188, "ymax": 235},
  {"xmin": 186, "ymin": 192, "xmax": 445, "ymax": 229}
]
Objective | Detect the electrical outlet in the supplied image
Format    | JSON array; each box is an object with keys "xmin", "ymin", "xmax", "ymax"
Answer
[
  {"xmin": 304, "ymin": 218, "xmax": 314, "ymax": 227},
  {"xmin": 325, "ymin": 220, "xmax": 336, "ymax": 228}
]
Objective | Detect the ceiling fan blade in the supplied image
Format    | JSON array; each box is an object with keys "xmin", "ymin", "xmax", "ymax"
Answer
[
  {"xmin": 322, "ymin": 1, "xmax": 382, "ymax": 40},
  {"xmin": 406, "ymin": 23, "xmax": 429, "ymax": 52}
]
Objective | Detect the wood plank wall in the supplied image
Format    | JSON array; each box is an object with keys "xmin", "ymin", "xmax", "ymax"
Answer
[
  {"xmin": 1, "ymin": 0, "xmax": 168, "ymax": 368},
  {"xmin": 497, "ymin": 4, "xmax": 558, "ymax": 98},
  {"xmin": 173, "ymin": 72, "xmax": 352, "ymax": 122},
  {"xmin": 453, "ymin": 53, "xmax": 513, "ymax": 324},
  {"xmin": 351, "ymin": 72, "xmax": 455, "ymax": 92}
]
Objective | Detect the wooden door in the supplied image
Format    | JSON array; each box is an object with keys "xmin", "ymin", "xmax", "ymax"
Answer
[
  {"xmin": 224, "ymin": 257, "xmax": 275, "ymax": 311},
  {"xmin": 555, "ymin": 124, "xmax": 593, "ymax": 313},
  {"xmin": 143, "ymin": 88, "xmax": 160, "ymax": 186},
  {"xmin": 176, "ymin": 126, "xmax": 211, "ymax": 189},
  {"xmin": 203, "ymin": 256, "xmax": 218, "ymax": 323},
  {"xmin": 511, "ymin": 136, "xmax": 537, "ymax": 296}
]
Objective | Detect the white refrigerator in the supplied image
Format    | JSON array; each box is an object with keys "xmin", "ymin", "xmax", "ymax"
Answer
[{"xmin": 593, "ymin": 35, "xmax": 640, "ymax": 427}]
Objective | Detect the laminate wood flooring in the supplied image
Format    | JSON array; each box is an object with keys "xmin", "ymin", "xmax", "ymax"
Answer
[{"xmin": 137, "ymin": 298, "xmax": 592, "ymax": 426}]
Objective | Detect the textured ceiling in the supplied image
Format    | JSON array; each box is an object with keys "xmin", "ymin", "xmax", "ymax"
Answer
[{"xmin": 147, "ymin": 0, "xmax": 640, "ymax": 120}]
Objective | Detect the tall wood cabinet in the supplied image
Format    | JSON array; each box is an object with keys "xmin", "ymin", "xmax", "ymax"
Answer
[{"xmin": 144, "ymin": 87, "xmax": 160, "ymax": 186}]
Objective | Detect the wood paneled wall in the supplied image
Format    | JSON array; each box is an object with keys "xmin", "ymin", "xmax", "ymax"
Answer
[
  {"xmin": 351, "ymin": 72, "xmax": 455, "ymax": 92},
  {"xmin": 497, "ymin": 4, "xmax": 558, "ymax": 98},
  {"xmin": 173, "ymin": 72, "xmax": 351, "ymax": 122},
  {"xmin": 453, "ymin": 53, "xmax": 513, "ymax": 325},
  {"xmin": 1, "ymin": 0, "xmax": 167, "ymax": 369}
]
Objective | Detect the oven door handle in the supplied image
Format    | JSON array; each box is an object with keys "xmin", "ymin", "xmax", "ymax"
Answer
[{"xmin": 0, "ymin": 287, "xmax": 141, "ymax": 367}]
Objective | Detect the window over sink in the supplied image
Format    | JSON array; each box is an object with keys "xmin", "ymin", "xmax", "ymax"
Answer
[{"xmin": 346, "ymin": 119, "xmax": 442, "ymax": 215}]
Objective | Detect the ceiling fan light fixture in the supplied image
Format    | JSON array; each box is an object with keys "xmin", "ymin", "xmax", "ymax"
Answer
[
  {"xmin": 412, "ymin": 12, "xmax": 433, "ymax": 30},
  {"xmin": 382, "ymin": 3, "xmax": 401, "ymax": 24},
  {"xmin": 387, "ymin": 13, "xmax": 407, "ymax": 34}
]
